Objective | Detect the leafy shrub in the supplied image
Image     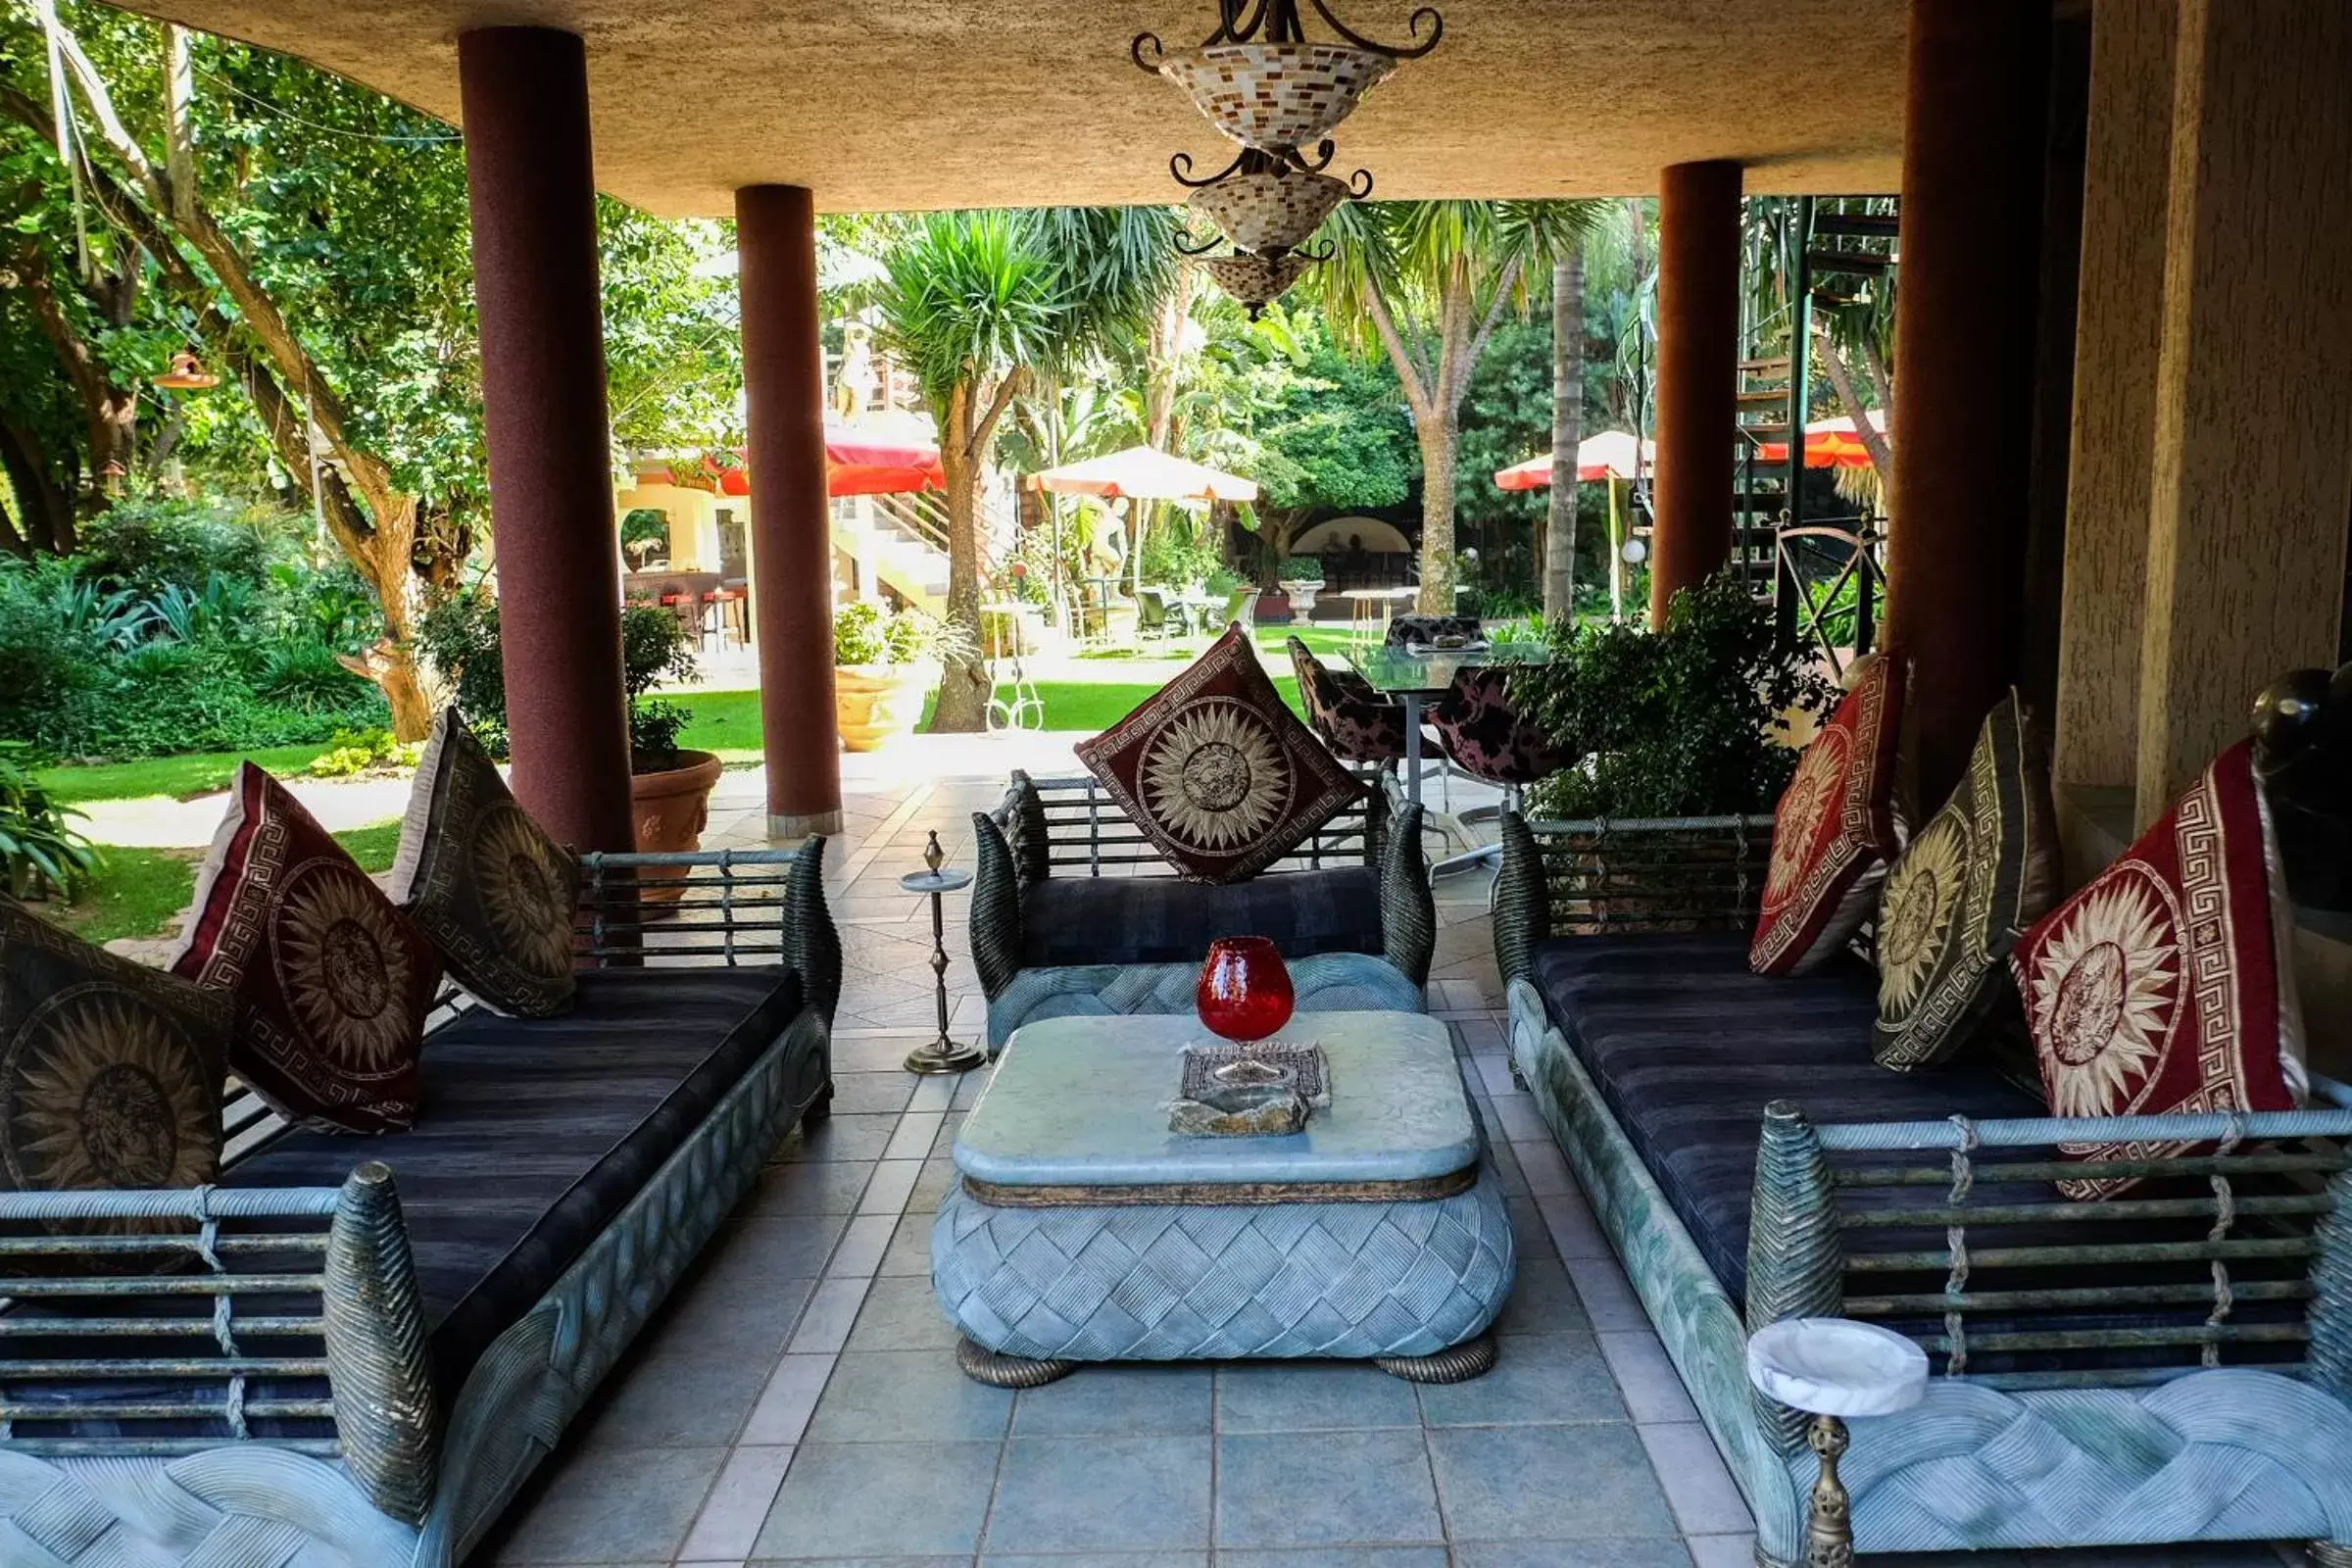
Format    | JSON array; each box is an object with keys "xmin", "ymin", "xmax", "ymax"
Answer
[
  {"xmin": 74, "ymin": 498, "xmax": 281, "ymax": 600},
  {"xmin": 419, "ymin": 588, "xmax": 700, "ymax": 769},
  {"xmin": 835, "ymin": 600, "xmax": 956, "ymax": 666},
  {"xmin": 621, "ymin": 605, "xmax": 699, "ymax": 769},
  {"xmin": 258, "ymin": 640, "xmax": 372, "ymax": 712},
  {"xmin": 306, "ymin": 726, "xmax": 420, "ymax": 779},
  {"xmin": 0, "ymin": 741, "xmax": 99, "ymax": 899},
  {"xmin": 1516, "ymin": 570, "xmax": 1838, "ymax": 820}
]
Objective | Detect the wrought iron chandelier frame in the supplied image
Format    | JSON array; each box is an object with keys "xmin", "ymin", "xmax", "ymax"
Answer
[{"xmin": 1133, "ymin": 0, "xmax": 1444, "ymax": 72}]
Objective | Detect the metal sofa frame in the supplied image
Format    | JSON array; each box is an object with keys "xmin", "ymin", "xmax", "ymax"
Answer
[
  {"xmin": 966, "ymin": 768, "xmax": 1436, "ymax": 1007},
  {"xmin": 1493, "ymin": 811, "xmax": 2352, "ymax": 1566},
  {"xmin": 0, "ymin": 842, "xmax": 840, "ymax": 1567}
]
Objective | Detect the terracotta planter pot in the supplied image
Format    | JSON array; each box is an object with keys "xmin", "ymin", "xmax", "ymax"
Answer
[
  {"xmin": 834, "ymin": 662, "xmax": 936, "ymax": 752},
  {"xmin": 630, "ymin": 748, "xmax": 723, "ymax": 903}
]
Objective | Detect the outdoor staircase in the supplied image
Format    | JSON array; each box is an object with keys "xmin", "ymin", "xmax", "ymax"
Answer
[
  {"xmin": 831, "ymin": 488, "xmax": 1019, "ymax": 618},
  {"xmin": 1734, "ymin": 195, "xmax": 1898, "ymax": 666}
]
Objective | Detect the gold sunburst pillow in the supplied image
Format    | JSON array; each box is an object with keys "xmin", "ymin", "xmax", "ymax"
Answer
[
  {"xmin": 388, "ymin": 709, "xmax": 581, "ymax": 1017},
  {"xmin": 2008, "ymin": 740, "xmax": 2303, "ymax": 1200},
  {"xmin": 1074, "ymin": 622, "xmax": 1363, "ymax": 885},
  {"xmin": 171, "ymin": 765, "xmax": 443, "ymax": 1134},
  {"xmin": 1871, "ymin": 691, "xmax": 2056, "ymax": 1069},
  {"xmin": 1749, "ymin": 650, "xmax": 1908, "ymax": 975},
  {"xmin": 2, "ymin": 899, "xmax": 229, "ymax": 1200}
]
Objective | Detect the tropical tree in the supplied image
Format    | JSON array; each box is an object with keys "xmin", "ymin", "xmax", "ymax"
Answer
[
  {"xmin": 0, "ymin": 6, "xmax": 739, "ymax": 736},
  {"xmin": 877, "ymin": 206, "xmax": 1175, "ymax": 732},
  {"xmin": 1544, "ymin": 238, "xmax": 1584, "ymax": 617},
  {"xmin": 1316, "ymin": 199, "xmax": 1605, "ymax": 612}
]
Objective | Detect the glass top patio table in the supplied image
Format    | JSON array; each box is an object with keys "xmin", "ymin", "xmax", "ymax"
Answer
[{"xmin": 1342, "ymin": 643, "xmax": 1551, "ymax": 817}]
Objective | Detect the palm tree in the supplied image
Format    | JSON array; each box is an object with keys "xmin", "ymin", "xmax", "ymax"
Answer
[
  {"xmin": 1544, "ymin": 239, "xmax": 1585, "ymax": 619},
  {"xmin": 878, "ymin": 208, "xmax": 1176, "ymax": 731},
  {"xmin": 1317, "ymin": 200, "xmax": 1605, "ymax": 612}
]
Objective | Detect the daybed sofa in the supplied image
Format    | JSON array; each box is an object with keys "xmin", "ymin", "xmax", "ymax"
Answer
[
  {"xmin": 0, "ymin": 843, "xmax": 839, "ymax": 1568},
  {"xmin": 969, "ymin": 768, "xmax": 1434, "ymax": 1048},
  {"xmin": 1494, "ymin": 811, "xmax": 2352, "ymax": 1566}
]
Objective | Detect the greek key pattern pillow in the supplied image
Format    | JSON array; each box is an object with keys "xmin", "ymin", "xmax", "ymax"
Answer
[
  {"xmin": 172, "ymin": 764, "xmax": 442, "ymax": 1134},
  {"xmin": 1076, "ymin": 623, "xmax": 1362, "ymax": 885},
  {"xmin": 1749, "ymin": 650, "xmax": 1907, "ymax": 975},
  {"xmin": 1872, "ymin": 691, "xmax": 2055, "ymax": 1069},
  {"xmin": 389, "ymin": 708, "xmax": 580, "ymax": 1017},
  {"xmin": 2009, "ymin": 740, "xmax": 2304, "ymax": 1200}
]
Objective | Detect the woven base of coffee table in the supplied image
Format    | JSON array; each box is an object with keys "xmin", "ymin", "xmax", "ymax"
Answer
[{"xmin": 931, "ymin": 1170, "xmax": 1513, "ymax": 1370}]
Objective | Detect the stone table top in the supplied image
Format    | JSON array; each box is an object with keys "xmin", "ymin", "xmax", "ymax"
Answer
[{"xmin": 955, "ymin": 1011, "xmax": 1477, "ymax": 1191}]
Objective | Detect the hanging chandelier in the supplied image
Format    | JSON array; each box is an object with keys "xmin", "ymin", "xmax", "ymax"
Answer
[
  {"xmin": 1175, "ymin": 145, "xmax": 1368, "ymax": 259},
  {"xmin": 1134, "ymin": 1, "xmax": 1443, "ymax": 155},
  {"xmin": 1199, "ymin": 252, "xmax": 1316, "ymax": 320}
]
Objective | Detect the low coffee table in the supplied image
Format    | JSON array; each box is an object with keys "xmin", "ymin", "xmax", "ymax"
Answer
[{"xmin": 931, "ymin": 1010, "xmax": 1513, "ymax": 1386}]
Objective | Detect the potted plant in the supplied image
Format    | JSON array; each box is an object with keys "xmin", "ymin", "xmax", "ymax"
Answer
[
  {"xmin": 833, "ymin": 600, "xmax": 948, "ymax": 752},
  {"xmin": 416, "ymin": 589, "xmax": 722, "ymax": 875},
  {"xmin": 1277, "ymin": 559, "xmax": 1325, "ymax": 625}
]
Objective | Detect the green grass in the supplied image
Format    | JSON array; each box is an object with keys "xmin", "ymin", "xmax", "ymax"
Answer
[
  {"xmin": 47, "ymin": 818, "xmax": 405, "ymax": 946},
  {"xmin": 1253, "ymin": 624, "xmax": 1361, "ymax": 659},
  {"xmin": 993, "ymin": 677, "xmax": 1305, "ymax": 733},
  {"xmin": 39, "ymin": 744, "xmax": 336, "ymax": 805},
  {"xmin": 670, "ymin": 687, "xmax": 767, "ymax": 764}
]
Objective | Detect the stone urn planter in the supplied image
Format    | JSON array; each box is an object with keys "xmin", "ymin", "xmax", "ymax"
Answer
[
  {"xmin": 1283, "ymin": 583, "xmax": 1321, "ymax": 625},
  {"xmin": 631, "ymin": 748, "xmax": 724, "ymax": 903},
  {"xmin": 834, "ymin": 662, "xmax": 938, "ymax": 752}
]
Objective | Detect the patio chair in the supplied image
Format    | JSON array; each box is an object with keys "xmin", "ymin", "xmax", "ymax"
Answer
[
  {"xmin": 1426, "ymin": 666, "xmax": 1565, "ymax": 877},
  {"xmin": 1289, "ymin": 633, "xmax": 1410, "ymax": 766},
  {"xmin": 1220, "ymin": 586, "xmax": 1261, "ymax": 631},
  {"xmin": 1386, "ymin": 612, "xmax": 1486, "ymax": 650},
  {"xmin": 1135, "ymin": 585, "xmax": 1185, "ymax": 640}
]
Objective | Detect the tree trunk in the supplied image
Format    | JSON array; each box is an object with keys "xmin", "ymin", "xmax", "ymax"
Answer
[
  {"xmin": 928, "ymin": 383, "xmax": 990, "ymax": 733},
  {"xmin": 1144, "ymin": 261, "xmax": 1193, "ymax": 452},
  {"xmin": 18, "ymin": 242, "xmax": 135, "ymax": 503},
  {"xmin": 1811, "ymin": 318, "xmax": 1897, "ymax": 489},
  {"xmin": 1414, "ymin": 408, "xmax": 1459, "ymax": 614},
  {"xmin": 0, "ymin": 415, "xmax": 74, "ymax": 555},
  {"xmin": 1545, "ymin": 243, "xmax": 1587, "ymax": 620}
]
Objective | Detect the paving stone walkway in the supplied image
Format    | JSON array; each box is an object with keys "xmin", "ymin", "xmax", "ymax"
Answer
[{"xmin": 473, "ymin": 746, "xmax": 2299, "ymax": 1568}]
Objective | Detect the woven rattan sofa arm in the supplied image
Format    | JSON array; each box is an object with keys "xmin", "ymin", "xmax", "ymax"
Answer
[
  {"xmin": 1492, "ymin": 811, "xmax": 1550, "ymax": 987},
  {"xmin": 970, "ymin": 811, "xmax": 1024, "ymax": 1002},
  {"xmin": 1743, "ymin": 1102, "xmax": 1845, "ymax": 1454},
  {"xmin": 1001, "ymin": 769, "xmax": 1053, "ymax": 883},
  {"xmin": 324, "ymin": 1161, "xmax": 440, "ymax": 1525},
  {"xmin": 1379, "ymin": 800, "xmax": 1435, "ymax": 985},
  {"xmin": 780, "ymin": 835, "xmax": 841, "ymax": 1024}
]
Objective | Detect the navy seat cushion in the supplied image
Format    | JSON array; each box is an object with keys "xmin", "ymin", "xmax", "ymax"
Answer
[
  {"xmin": 224, "ymin": 964, "xmax": 802, "ymax": 1394},
  {"xmin": 1528, "ymin": 932, "xmax": 2040, "ymax": 1303},
  {"xmin": 1019, "ymin": 867, "xmax": 1384, "ymax": 969}
]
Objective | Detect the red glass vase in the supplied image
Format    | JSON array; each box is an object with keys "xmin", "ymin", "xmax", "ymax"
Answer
[{"xmin": 1196, "ymin": 936, "xmax": 1296, "ymax": 1045}]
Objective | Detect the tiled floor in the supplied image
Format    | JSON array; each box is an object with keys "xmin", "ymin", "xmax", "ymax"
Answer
[{"xmin": 473, "ymin": 744, "xmax": 2304, "ymax": 1568}]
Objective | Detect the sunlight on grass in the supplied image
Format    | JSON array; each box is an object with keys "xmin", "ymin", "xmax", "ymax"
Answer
[
  {"xmin": 39, "ymin": 744, "xmax": 335, "ymax": 805},
  {"xmin": 47, "ymin": 817, "xmax": 404, "ymax": 946}
]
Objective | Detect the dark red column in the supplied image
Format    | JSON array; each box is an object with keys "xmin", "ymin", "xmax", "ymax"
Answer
[
  {"xmin": 736, "ymin": 185, "xmax": 844, "ymax": 839},
  {"xmin": 458, "ymin": 28, "xmax": 633, "ymax": 854},
  {"xmin": 1883, "ymin": 0, "xmax": 2050, "ymax": 806},
  {"xmin": 1649, "ymin": 160, "xmax": 1743, "ymax": 626}
]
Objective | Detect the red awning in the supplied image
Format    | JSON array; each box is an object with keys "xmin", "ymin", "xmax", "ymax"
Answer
[{"xmin": 663, "ymin": 418, "xmax": 946, "ymax": 499}]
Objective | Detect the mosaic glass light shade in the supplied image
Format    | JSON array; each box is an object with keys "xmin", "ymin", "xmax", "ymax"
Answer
[
  {"xmin": 1188, "ymin": 166, "xmax": 1351, "ymax": 255},
  {"xmin": 1203, "ymin": 251, "xmax": 1315, "ymax": 316},
  {"xmin": 1157, "ymin": 42, "xmax": 1396, "ymax": 152}
]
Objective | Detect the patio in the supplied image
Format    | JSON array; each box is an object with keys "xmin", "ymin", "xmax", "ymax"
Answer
[{"xmin": 462, "ymin": 743, "xmax": 2300, "ymax": 1568}]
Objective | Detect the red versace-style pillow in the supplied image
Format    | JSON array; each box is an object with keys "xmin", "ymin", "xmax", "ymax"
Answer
[
  {"xmin": 2009, "ymin": 740, "xmax": 2304, "ymax": 1200},
  {"xmin": 1750, "ymin": 650, "xmax": 1907, "ymax": 975},
  {"xmin": 1075, "ymin": 622, "xmax": 1363, "ymax": 885},
  {"xmin": 170, "ymin": 765, "xmax": 443, "ymax": 1134}
]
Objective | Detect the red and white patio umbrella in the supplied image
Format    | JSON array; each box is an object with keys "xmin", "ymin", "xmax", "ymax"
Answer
[
  {"xmin": 664, "ymin": 415, "xmax": 948, "ymax": 499},
  {"xmin": 1024, "ymin": 444, "xmax": 1258, "ymax": 503},
  {"xmin": 1753, "ymin": 411, "xmax": 1887, "ymax": 470},
  {"xmin": 1492, "ymin": 429, "xmax": 1654, "ymax": 490}
]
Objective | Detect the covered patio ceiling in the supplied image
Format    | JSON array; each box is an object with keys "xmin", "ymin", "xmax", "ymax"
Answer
[{"xmin": 114, "ymin": 0, "xmax": 1909, "ymax": 216}]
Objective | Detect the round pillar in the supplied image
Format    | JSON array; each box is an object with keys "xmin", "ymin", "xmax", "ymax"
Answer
[
  {"xmin": 736, "ymin": 184, "xmax": 845, "ymax": 840},
  {"xmin": 458, "ymin": 27, "xmax": 633, "ymax": 854},
  {"xmin": 1649, "ymin": 160, "xmax": 1744, "ymax": 626},
  {"xmin": 1883, "ymin": 0, "xmax": 2050, "ymax": 807}
]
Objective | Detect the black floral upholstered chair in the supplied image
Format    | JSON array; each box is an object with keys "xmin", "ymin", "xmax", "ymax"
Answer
[
  {"xmin": 1427, "ymin": 667, "xmax": 1564, "ymax": 875},
  {"xmin": 1289, "ymin": 634, "xmax": 1411, "ymax": 766}
]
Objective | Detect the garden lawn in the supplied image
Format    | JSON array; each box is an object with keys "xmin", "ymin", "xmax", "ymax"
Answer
[
  {"xmin": 1253, "ymin": 623, "xmax": 1360, "ymax": 659},
  {"xmin": 993, "ymin": 678, "xmax": 1305, "ymax": 733},
  {"xmin": 39, "ymin": 744, "xmax": 336, "ymax": 805},
  {"xmin": 49, "ymin": 818, "xmax": 406, "ymax": 947}
]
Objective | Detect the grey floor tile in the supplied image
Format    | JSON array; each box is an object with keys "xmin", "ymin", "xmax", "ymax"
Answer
[
  {"xmin": 1686, "ymin": 1533, "xmax": 1758, "ymax": 1568},
  {"xmin": 879, "ymin": 1212, "xmax": 934, "ymax": 1276},
  {"xmin": 786, "ymin": 1113, "xmax": 899, "ymax": 1163},
  {"xmin": 983, "ymin": 1435, "xmax": 1212, "ymax": 1552},
  {"xmin": 748, "ymin": 1557, "xmax": 963, "ymax": 1567},
  {"xmin": 1639, "ymin": 1421, "xmax": 1752, "ymax": 1535},
  {"xmin": 1214, "ymin": 1429, "xmax": 1442, "ymax": 1547},
  {"xmin": 680, "ymin": 1445, "xmax": 795, "ymax": 1561},
  {"xmin": 1494, "ymin": 1256, "xmax": 1592, "ymax": 1337},
  {"xmin": 858, "ymin": 1158, "xmax": 924, "ymax": 1216},
  {"xmin": 1563, "ymin": 1251, "xmax": 1653, "ymax": 1332},
  {"xmin": 825, "ymin": 1213, "xmax": 899, "ymax": 1280},
  {"xmin": 1429, "ymin": 1423, "xmax": 1675, "ymax": 1541},
  {"xmin": 790, "ymin": 1276, "xmax": 872, "ymax": 1354},
  {"xmin": 823, "ymin": 1070, "xmax": 916, "ymax": 1116},
  {"xmin": 752, "ymin": 1159, "xmax": 877, "ymax": 1216},
  {"xmin": 742, "ymin": 1352, "xmax": 836, "ymax": 1446},
  {"xmin": 754, "ymin": 1442, "xmax": 1000, "ymax": 1558},
  {"xmin": 1505, "ymin": 1196, "xmax": 1558, "ymax": 1261},
  {"xmin": 843, "ymin": 1275, "xmax": 961, "ymax": 1352},
  {"xmin": 703, "ymin": 1215, "xmax": 853, "ymax": 1282},
  {"xmin": 489, "ymin": 1443, "xmax": 726, "ymax": 1563},
  {"xmin": 578, "ymin": 1278, "xmax": 811, "ymax": 1446},
  {"xmin": 1215, "ymin": 1360, "xmax": 1423, "ymax": 1432},
  {"xmin": 1011, "ymin": 1363, "xmax": 1212, "ymax": 1436},
  {"xmin": 1216, "ymin": 1550, "xmax": 1446, "ymax": 1567},
  {"xmin": 883, "ymin": 1109, "xmax": 944, "ymax": 1162},
  {"xmin": 906, "ymin": 1154, "xmax": 958, "ymax": 1213},
  {"xmin": 804, "ymin": 1348, "xmax": 1013, "ymax": 1443},
  {"xmin": 1511, "ymin": 1137, "xmax": 1578, "ymax": 1197},
  {"xmin": 1599, "ymin": 1331, "xmax": 1701, "ymax": 1425},
  {"xmin": 982, "ymin": 1555, "xmax": 1206, "ymax": 1568},
  {"xmin": 1415, "ymin": 1332, "xmax": 1620, "ymax": 1426},
  {"xmin": 1453, "ymin": 1541, "xmax": 1694, "ymax": 1568}
]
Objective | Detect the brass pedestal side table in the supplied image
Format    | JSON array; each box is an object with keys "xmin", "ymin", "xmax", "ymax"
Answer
[
  {"xmin": 902, "ymin": 830, "xmax": 987, "ymax": 1075},
  {"xmin": 1745, "ymin": 1317, "xmax": 1929, "ymax": 1568}
]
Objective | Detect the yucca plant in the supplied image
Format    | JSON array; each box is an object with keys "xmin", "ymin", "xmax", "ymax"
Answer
[{"xmin": 0, "ymin": 743, "xmax": 100, "ymax": 901}]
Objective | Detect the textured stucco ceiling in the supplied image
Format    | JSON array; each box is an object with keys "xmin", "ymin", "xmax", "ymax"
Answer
[{"xmin": 117, "ymin": 1, "xmax": 1913, "ymax": 216}]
